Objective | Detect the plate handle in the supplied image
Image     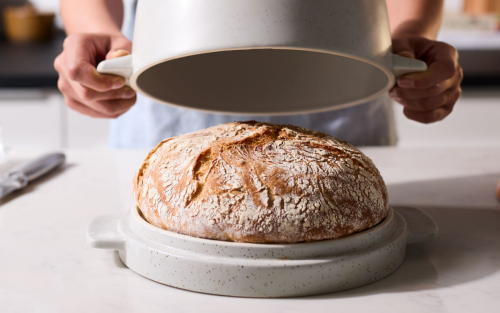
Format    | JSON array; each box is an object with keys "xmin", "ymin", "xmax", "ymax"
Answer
[
  {"xmin": 86, "ymin": 214, "xmax": 125, "ymax": 250},
  {"xmin": 394, "ymin": 206, "xmax": 439, "ymax": 245}
]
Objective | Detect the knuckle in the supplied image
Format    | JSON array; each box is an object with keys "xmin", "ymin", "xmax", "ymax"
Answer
[
  {"xmin": 440, "ymin": 41, "xmax": 458, "ymax": 56},
  {"xmin": 408, "ymin": 98, "xmax": 437, "ymax": 112},
  {"xmin": 432, "ymin": 84, "xmax": 444, "ymax": 96},
  {"xmin": 62, "ymin": 36, "xmax": 77, "ymax": 49},
  {"xmin": 458, "ymin": 66, "xmax": 464, "ymax": 80},
  {"xmin": 101, "ymin": 80, "xmax": 115, "ymax": 92},
  {"xmin": 417, "ymin": 100, "xmax": 434, "ymax": 111},
  {"xmin": 54, "ymin": 55, "xmax": 62, "ymax": 72},
  {"xmin": 64, "ymin": 97, "xmax": 77, "ymax": 110},
  {"xmin": 414, "ymin": 78, "xmax": 433, "ymax": 89},
  {"xmin": 80, "ymin": 88, "xmax": 94, "ymax": 101},
  {"xmin": 62, "ymin": 37, "xmax": 72, "ymax": 49},
  {"xmin": 99, "ymin": 103, "xmax": 120, "ymax": 116},
  {"xmin": 390, "ymin": 88, "xmax": 404, "ymax": 100},
  {"xmin": 420, "ymin": 115, "xmax": 435, "ymax": 124},
  {"xmin": 447, "ymin": 104, "xmax": 455, "ymax": 115},
  {"xmin": 67, "ymin": 62, "xmax": 83, "ymax": 81},
  {"xmin": 63, "ymin": 34, "xmax": 84, "ymax": 49},
  {"xmin": 443, "ymin": 61, "xmax": 457, "ymax": 78},
  {"xmin": 57, "ymin": 79, "xmax": 66, "ymax": 93}
]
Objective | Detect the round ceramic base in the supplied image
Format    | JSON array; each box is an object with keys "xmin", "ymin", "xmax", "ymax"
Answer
[{"xmin": 87, "ymin": 206, "xmax": 437, "ymax": 298}]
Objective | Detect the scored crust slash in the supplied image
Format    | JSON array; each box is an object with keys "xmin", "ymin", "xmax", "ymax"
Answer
[{"xmin": 133, "ymin": 121, "xmax": 389, "ymax": 243}]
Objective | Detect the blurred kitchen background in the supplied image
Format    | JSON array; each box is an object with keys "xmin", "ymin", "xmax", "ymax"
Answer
[{"xmin": 0, "ymin": 0, "xmax": 499, "ymax": 155}]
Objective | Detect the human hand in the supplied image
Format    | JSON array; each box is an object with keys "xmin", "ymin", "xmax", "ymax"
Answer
[
  {"xmin": 389, "ymin": 36, "xmax": 463, "ymax": 124},
  {"xmin": 54, "ymin": 34, "xmax": 136, "ymax": 118},
  {"xmin": 497, "ymin": 180, "xmax": 500, "ymax": 201}
]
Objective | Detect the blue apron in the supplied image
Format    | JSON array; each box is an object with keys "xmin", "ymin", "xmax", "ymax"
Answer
[{"xmin": 110, "ymin": 1, "xmax": 397, "ymax": 149}]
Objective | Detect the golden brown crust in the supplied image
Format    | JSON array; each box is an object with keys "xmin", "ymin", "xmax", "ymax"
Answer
[{"xmin": 133, "ymin": 121, "xmax": 389, "ymax": 243}]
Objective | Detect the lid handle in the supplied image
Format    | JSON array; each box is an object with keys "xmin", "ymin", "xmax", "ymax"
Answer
[
  {"xmin": 96, "ymin": 54, "xmax": 134, "ymax": 85},
  {"xmin": 392, "ymin": 54, "xmax": 428, "ymax": 78}
]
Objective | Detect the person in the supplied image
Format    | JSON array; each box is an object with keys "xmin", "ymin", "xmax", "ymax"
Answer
[
  {"xmin": 54, "ymin": 0, "xmax": 463, "ymax": 149},
  {"xmin": 497, "ymin": 181, "xmax": 500, "ymax": 201}
]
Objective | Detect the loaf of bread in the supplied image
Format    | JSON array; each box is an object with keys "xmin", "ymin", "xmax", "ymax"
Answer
[{"xmin": 133, "ymin": 121, "xmax": 389, "ymax": 243}]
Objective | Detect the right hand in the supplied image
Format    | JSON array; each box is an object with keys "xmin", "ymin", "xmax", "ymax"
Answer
[
  {"xmin": 54, "ymin": 34, "xmax": 137, "ymax": 118},
  {"xmin": 497, "ymin": 180, "xmax": 500, "ymax": 201}
]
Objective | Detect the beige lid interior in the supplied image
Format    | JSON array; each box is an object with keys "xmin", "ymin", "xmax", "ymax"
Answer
[{"xmin": 135, "ymin": 49, "xmax": 391, "ymax": 115}]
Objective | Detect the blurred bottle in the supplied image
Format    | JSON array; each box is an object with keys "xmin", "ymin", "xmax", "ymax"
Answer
[
  {"xmin": 0, "ymin": 0, "xmax": 26, "ymax": 37},
  {"xmin": 2, "ymin": 2, "xmax": 55, "ymax": 43},
  {"xmin": 464, "ymin": 0, "xmax": 500, "ymax": 15},
  {"xmin": 464, "ymin": 0, "xmax": 500, "ymax": 29}
]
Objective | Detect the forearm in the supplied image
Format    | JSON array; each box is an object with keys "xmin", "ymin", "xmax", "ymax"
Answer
[
  {"xmin": 60, "ymin": 0, "xmax": 124, "ymax": 35},
  {"xmin": 387, "ymin": 0, "xmax": 443, "ymax": 40}
]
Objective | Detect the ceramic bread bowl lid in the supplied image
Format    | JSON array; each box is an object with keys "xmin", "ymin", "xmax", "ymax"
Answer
[{"xmin": 97, "ymin": 0, "xmax": 427, "ymax": 115}]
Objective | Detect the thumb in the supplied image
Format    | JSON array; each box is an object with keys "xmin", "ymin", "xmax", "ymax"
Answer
[
  {"xmin": 392, "ymin": 38, "xmax": 416, "ymax": 59},
  {"xmin": 105, "ymin": 36, "xmax": 133, "ymax": 60},
  {"xmin": 397, "ymin": 50, "xmax": 415, "ymax": 59},
  {"xmin": 107, "ymin": 49, "xmax": 131, "ymax": 60}
]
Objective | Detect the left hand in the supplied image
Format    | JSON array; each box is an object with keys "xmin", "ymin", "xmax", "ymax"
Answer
[{"xmin": 390, "ymin": 36, "xmax": 463, "ymax": 124}]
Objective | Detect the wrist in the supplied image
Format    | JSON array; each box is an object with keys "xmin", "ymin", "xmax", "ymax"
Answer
[{"xmin": 392, "ymin": 21, "xmax": 437, "ymax": 40}]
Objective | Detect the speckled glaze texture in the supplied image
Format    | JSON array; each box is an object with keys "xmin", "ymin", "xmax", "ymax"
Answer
[
  {"xmin": 86, "ymin": 205, "xmax": 438, "ymax": 297},
  {"xmin": 132, "ymin": 121, "xmax": 389, "ymax": 243},
  {"xmin": 121, "ymin": 0, "xmax": 427, "ymax": 75},
  {"xmin": 131, "ymin": 0, "xmax": 393, "ymax": 71},
  {"xmin": 97, "ymin": 0, "xmax": 427, "ymax": 115}
]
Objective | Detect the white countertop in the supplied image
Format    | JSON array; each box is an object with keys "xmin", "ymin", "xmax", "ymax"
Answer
[{"xmin": 1, "ymin": 147, "xmax": 499, "ymax": 313}]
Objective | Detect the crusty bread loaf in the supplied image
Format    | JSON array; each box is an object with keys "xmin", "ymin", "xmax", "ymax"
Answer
[{"xmin": 133, "ymin": 121, "xmax": 389, "ymax": 243}]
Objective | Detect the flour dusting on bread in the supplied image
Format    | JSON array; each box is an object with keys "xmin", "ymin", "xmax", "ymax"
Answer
[{"xmin": 133, "ymin": 121, "xmax": 389, "ymax": 243}]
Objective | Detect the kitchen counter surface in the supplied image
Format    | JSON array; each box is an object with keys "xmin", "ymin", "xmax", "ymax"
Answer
[{"xmin": 0, "ymin": 147, "xmax": 499, "ymax": 313}]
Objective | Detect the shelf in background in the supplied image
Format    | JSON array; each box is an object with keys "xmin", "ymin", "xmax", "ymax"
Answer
[
  {"xmin": 0, "ymin": 30, "xmax": 64, "ymax": 88},
  {"xmin": 438, "ymin": 29, "xmax": 500, "ymax": 87},
  {"xmin": 0, "ymin": 29, "xmax": 498, "ymax": 89}
]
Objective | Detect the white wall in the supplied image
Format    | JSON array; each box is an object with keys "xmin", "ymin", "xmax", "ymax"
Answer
[
  {"xmin": 444, "ymin": 0, "xmax": 464, "ymax": 12},
  {"xmin": 394, "ymin": 89, "xmax": 500, "ymax": 148},
  {"xmin": 29, "ymin": 0, "xmax": 62, "ymax": 28},
  {"xmin": 29, "ymin": 0, "xmax": 133, "ymax": 32}
]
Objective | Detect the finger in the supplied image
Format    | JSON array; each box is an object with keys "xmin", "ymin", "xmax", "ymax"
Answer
[
  {"xmin": 107, "ymin": 49, "xmax": 130, "ymax": 60},
  {"xmin": 64, "ymin": 96, "xmax": 114, "ymax": 118},
  {"xmin": 84, "ymin": 96, "xmax": 137, "ymax": 117},
  {"xmin": 398, "ymin": 43, "xmax": 458, "ymax": 89},
  {"xmin": 67, "ymin": 59, "xmax": 126, "ymax": 92},
  {"xmin": 396, "ymin": 87, "xmax": 461, "ymax": 113},
  {"xmin": 392, "ymin": 63, "xmax": 463, "ymax": 100},
  {"xmin": 74, "ymin": 85, "xmax": 136, "ymax": 102},
  {"xmin": 496, "ymin": 180, "xmax": 500, "ymax": 201},
  {"xmin": 390, "ymin": 84, "xmax": 444, "ymax": 101},
  {"xmin": 63, "ymin": 36, "xmax": 126, "ymax": 92},
  {"xmin": 403, "ymin": 103, "xmax": 454, "ymax": 124},
  {"xmin": 397, "ymin": 51, "xmax": 415, "ymax": 59},
  {"xmin": 60, "ymin": 76, "xmax": 135, "ymax": 117},
  {"xmin": 392, "ymin": 38, "xmax": 416, "ymax": 59},
  {"xmin": 107, "ymin": 35, "xmax": 133, "ymax": 59}
]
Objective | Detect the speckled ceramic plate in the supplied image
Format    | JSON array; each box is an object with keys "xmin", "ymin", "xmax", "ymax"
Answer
[{"xmin": 87, "ymin": 206, "xmax": 437, "ymax": 297}]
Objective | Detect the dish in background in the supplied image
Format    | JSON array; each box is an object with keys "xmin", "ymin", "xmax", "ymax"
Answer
[{"xmin": 2, "ymin": 3, "xmax": 55, "ymax": 43}]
